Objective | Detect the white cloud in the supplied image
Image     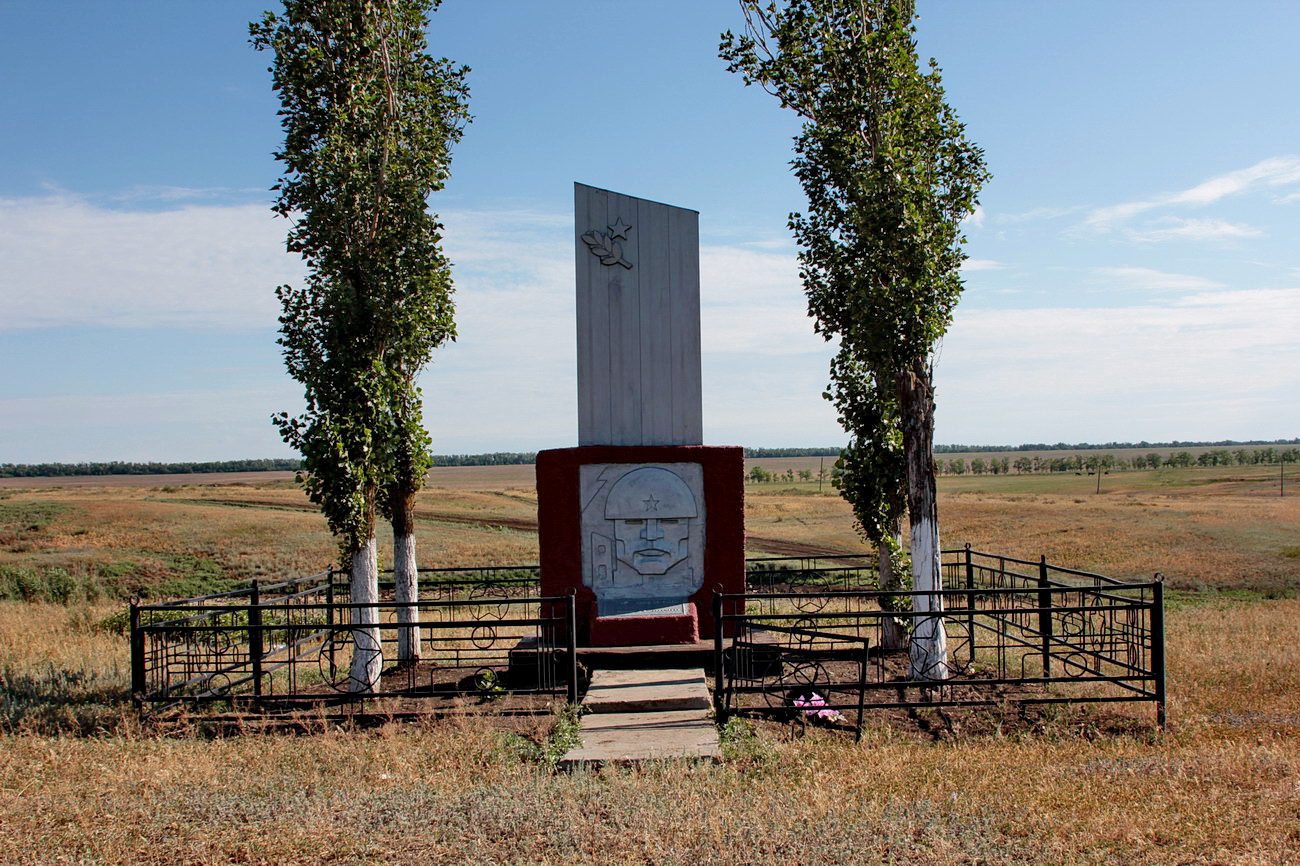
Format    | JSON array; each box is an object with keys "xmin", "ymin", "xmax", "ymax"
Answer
[
  {"xmin": 0, "ymin": 194, "xmax": 299, "ymax": 329},
  {"xmin": 935, "ymin": 288, "xmax": 1300, "ymax": 442},
  {"xmin": 1126, "ymin": 217, "xmax": 1264, "ymax": 243},
  {"xmin": 1083, "ymin": 199, "xmax": 1159, "ymax": 230},
  {"xmin": 995, "ymin": 206, "xmax": 1084, "ymax": 224},
  {"xmin": 6, "ymin": 192, "xmax": 1295, "ymax": 457},
  {"xmin": 1093, "ymin": 266, "xmax": 1224, "ymax": 292},
  {"xmin": 962, "ymin": 206, "xmax": 985, "ymax": 229},
  {"xmin": 1166, "ymin": 156, "xmax": 1300, "ymax": 206},
  {"xmin": 1079, "ymin": 155, "xmax": 1300, "ymax": 235},
  {"xmin": 961, "ymin": 259, "xmax": 1003, "ymax": 272}
]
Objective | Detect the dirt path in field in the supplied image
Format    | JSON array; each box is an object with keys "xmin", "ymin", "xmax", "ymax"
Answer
[
  {"xmin": 158, "ymin": 494, "xmax": 863, "ymax": 556},
  {"xmin": 154, "ymin": 495, "xmax": 542, "ymax": 533},
  {"xmin": 745, "ymin": 536, "xmax": 870, "ymax": 558}
]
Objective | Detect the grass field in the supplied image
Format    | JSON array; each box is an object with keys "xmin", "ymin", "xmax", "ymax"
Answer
[{"xmin": 1, "ymin": 465, "xmax": 1297, "ymax": 863}]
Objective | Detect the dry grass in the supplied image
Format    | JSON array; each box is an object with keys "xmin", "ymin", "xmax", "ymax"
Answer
[
  {"xmin": 0, "ymin": 597, "xmax": 1296, "ymax": 863},
  {"xmin": 0, "ymin": 468, "xmax": 1297, "ymax": 863},
  {"xmin": 745, "ymin": 468, "xmax": 1300, "ymax": 591},
  {"xmin": 0, "ymin": 480, "xmax": 539, "ymax": 599}
]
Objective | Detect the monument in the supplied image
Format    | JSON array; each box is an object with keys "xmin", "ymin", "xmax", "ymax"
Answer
[{"xmin": 537, "ymin": 183, "xmax": 745, "ymax": 646}]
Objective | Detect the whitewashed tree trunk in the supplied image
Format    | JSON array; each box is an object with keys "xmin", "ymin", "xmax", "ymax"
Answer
[
  {"xmin": 908, "ymin": 518, "xmax": 948, "ymax": 680},
  {"xmin": 393, "ymin": 529, "xmax": 421, "ymax": 663},
  {"xmin": 348, "ymin": 536, "xmax": 383, "ymax": 692},
  {"xmin": 898, "ymin": 364, "xmax": 949, "ymax": 682}
]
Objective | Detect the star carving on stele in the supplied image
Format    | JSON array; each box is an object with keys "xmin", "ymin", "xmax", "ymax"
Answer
[
  {"xmin": 608, "ymin": 217, "xmax": 632, "ymax": 240},
  {"xmin": 642, "ymin": 494, "xmax": 660, "ymax": 513}
]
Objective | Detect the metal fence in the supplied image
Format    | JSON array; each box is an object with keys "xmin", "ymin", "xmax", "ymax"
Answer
[
  {"xmin": 715, "ymin": 546, "xmax": 1166, "ymax": 732},
  {"xmin": 130, "ymin": 566, "xmax": 575, "ymax": 715},
  {"xmin": 744, "ymin": 554, "xmax": 879, "ymax": 592}
]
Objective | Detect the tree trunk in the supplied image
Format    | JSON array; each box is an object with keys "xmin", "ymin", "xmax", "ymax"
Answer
[
  {"xmin": 348, "ymin": 535, "xmax": 383, "ymax": 692},
  {"xmin": 897, "ymin": 362, "xmax": 948, "ymax": 681},
  {"xmin": 392, "ymin": 489, "xmax": 421, "ymax": 664},
  {"xmin": 877, "ymin": 521, "xmax": 907, "ymax": 651}
]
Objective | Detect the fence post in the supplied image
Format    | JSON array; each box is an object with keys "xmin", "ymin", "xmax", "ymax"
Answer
[
  {"xmin": 129, "ymin": 597, "xmax": 145, "ymax": 709},
  {"xmin": 1151, "ymin": 578, "xmax": 1167, "ymax": 730},
  {"xmin": 965, "ymin": 544, "xmax": 976, "ymax": 666},
  {"xmin": 326, "ymin": 569, "xmax": 336, "ymax": 679},
  {"xmin": 1038, "ymin": 556, "xmax": 1052, "ymax": 678},
  {"xmin": 249, "ymin": 579, "xmax": 263, "ymax": 702},
  {"xmin": 566, "ymin": 591, "xmax": 579, "ymax": 705},
  {"xmin": 713, "ymin": 591, "xmax": 726, "ymax": 720}
]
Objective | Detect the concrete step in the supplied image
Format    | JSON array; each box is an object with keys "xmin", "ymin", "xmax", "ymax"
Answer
[
  {"xmin": 577, "ymin": 641, "xmax": 714, "ymax": 670},
  {"xmin": 560, "ymin": 709, "xmax": 721, "ymax": 767},
  {"xmin": 582, "ymin": 668, "xmax": 712, "ymax": 714}
]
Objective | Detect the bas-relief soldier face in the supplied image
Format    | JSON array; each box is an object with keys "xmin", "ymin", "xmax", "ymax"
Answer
[
  {"xmin": 612, "ymin": 516, "xmax": 691, "ymax": 575},
  {"xmin": 581, "ymin": 463, "xmax": 705, "ymax": 601},
  {"xmin": 603, "ymin": 465, "xmax": 697, "ymax": 578}
]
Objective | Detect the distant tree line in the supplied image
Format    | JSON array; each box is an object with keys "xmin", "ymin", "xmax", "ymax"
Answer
[
  {"xmin": 429, "ymin": 452, "xmax": 536, "ymax": 466},
  {"xmin": 937, "ymin": 447, "xmax": 1300, "ymax": 476},
  {"xmin": 747, "ymin": 465, "xmax": 822, "ymax": 484},
  {"xmin": 0, "ymin": 459, "xmax": 303, "ymax": 478},
  {"xmin": 9, "ymin": 442, "xmax": 1297, "ymax": 480},
  {"xmin": 935, "ymin": 438, "xmax": 1299, "ymax": 454},
  {"xmin": 742, "ymin": 447, "xmax": 842, "ymax": 458}
]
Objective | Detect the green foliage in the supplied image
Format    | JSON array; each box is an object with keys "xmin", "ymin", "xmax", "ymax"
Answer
[
  {"xmin": 718, "ymin": 715, "xmax": 778, "ymax": 766},
  {"xmin": 826, "ymin": 350, "xmax": 905, "ymax": 547},
  {"xmin": 497, "ymin": 703, "xmax": 584, "ymax": 769},
  {"xmin": 0, "ymin": 566, "xmax": 116, "ymax": 605},
  {"xmin": 251, "ymin": 0, "xmax": 470, "ymax": 557},
  {"xmin": 722, "ymin": 1, "xmax": 988, "ymax": 571}
]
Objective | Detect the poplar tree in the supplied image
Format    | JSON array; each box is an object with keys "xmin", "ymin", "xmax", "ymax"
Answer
[
  {"xmin": 722, "ymin": 0, "xmax": 988, "ymax": 678},
  {"xmin": 253, "ymin": 0, "xmax": 469, "ymax": 686}
]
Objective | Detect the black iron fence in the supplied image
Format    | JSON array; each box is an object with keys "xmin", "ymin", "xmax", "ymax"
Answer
[
  {"xmin": 130, "ymin": 550, "xmax": 1165, "ymax": 728},
  {"xmin": 744, "ymin": 554, "xmax": 879, "ymax": 592},
  {"xmin": 130, "ymin": 566, "xmax": 575, "ymax": 715},
  {"xmin": 715, "ymin": 546, "xmax": 1166, "ymax": 732}
]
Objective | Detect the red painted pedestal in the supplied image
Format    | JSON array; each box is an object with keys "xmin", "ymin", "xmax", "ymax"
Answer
[{"xmin": 537, "ymin": 445, "xmax": 745, "ymax": 646}]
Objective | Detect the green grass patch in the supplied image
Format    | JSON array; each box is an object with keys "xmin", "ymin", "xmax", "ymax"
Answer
[
  {"xmin": 0, "ymin": 501, "xmax": 70, "ymax": 532},
  {"xmin": 1163, "ymin": 586, "xmax": 1298, "ymax": 611},
  {"xmin": 0, "ymin": 566, "xmax": 118, "ymax": 604}
]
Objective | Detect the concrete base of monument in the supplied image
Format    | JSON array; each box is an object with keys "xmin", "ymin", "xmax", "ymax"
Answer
[
  {"xmin": 536, "ymin": 444, "xmax": 747, "ymax": 647},
  {"xmin": 589, "ymin": 600, "xmax": 699, "ymax": 646}
]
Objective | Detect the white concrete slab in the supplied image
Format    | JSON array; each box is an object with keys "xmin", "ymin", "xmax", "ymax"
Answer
[
  {"xmin": 583, "ymin": 667, "xmax": 712, "ymax": 714},
  {"xmin": 561, "ymin": 709, "xmax": 721, "ymax": 766}
]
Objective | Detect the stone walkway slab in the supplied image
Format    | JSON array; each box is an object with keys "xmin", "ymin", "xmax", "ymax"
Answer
[
  {"xmin": 582, "ymin": 667, "xmax": 712, "ymax": 714},
  {"xmin": 561, "ymin": 709, "xmax": 720, "ymax": 767}
]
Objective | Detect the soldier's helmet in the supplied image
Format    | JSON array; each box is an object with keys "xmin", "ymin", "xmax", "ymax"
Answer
[{"xmin": 604, "ymin": 467, "xmax": 697, "ymax": 520}]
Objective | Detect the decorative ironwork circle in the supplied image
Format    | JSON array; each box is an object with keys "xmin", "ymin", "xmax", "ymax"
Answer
[
  {"xmin": 470, "ymin": 625, "xmax": 498, "ymax": 650},
  {"xmin": 791, "ymin": 617, "xmax": 818, "ymax": 648},
  {"xmin": 1062, "ymin": 652, "xmax": 1089, "ymax": 679},
  {"xmin": 474, "ymin": 668, "xmax": 500, "ymax": 692},
  {"xmin": 763, "ymin": 660, "xmax": 829, "ymax": 710}
]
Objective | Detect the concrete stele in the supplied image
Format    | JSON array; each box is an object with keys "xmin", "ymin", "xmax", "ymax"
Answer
[{"xmin": 574, "ymin": 182, "xmax": 702, "ymax": 447}]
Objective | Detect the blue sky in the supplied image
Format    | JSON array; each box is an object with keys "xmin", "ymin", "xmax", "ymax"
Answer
[{"xmin": 1, "ymin": 0, "xmax": 1297, "ymax": 462}]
